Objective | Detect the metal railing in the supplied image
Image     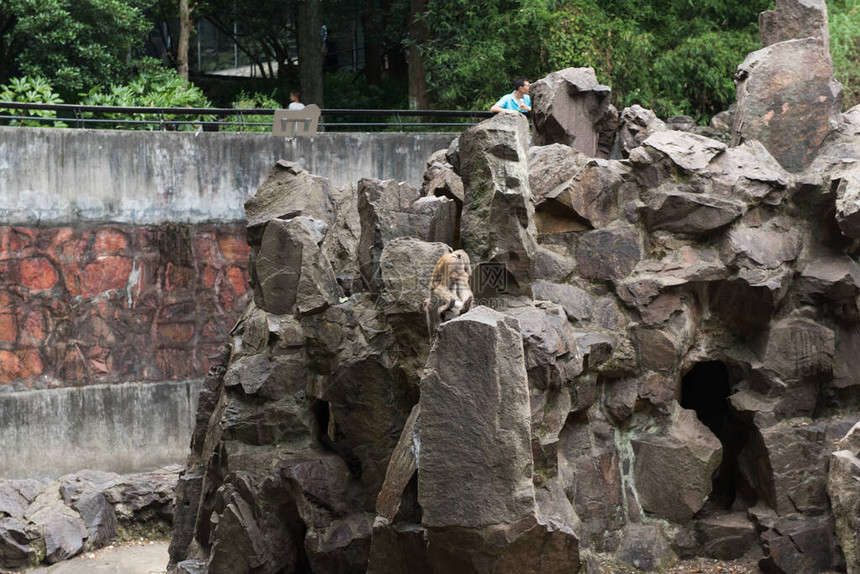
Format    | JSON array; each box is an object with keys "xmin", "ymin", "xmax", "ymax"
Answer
[{"xmin": 0, "ymin": 101, "xmax": 494, "ymax": 132}]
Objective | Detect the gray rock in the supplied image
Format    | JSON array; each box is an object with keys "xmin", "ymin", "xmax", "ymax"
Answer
[
  {"xmin": 733, "ymin": 38, "xmax": 842, "ymax": 173},
  {"xmin": 643, "ymin": 130, "xmax": 727, "ymax": 172},
  {"xmin": 0, "ymin": 517, "xmax": 43, "ymax": 569},
  {"xmin": 459, "ymin": 113, "xmax": 538, "ymax": 296},
  {"xmin": 378, "ymin": 238, "xmax": 451, "ymax": 315},
  {"xmin": 619, "ymin": 105, "xmax": 667, "ymax": 158},
  {"xmin": 528, "ymin": 144, "xmax": 589, "ymax": 205},
  {"xmin": 0, "ymin": 479, "xmax": 44, "ymax": 520},
  {"xmin": 541, "ymin": 157, "xmax": 628, "ymax": 230},
  {"xmin": 422, "ymin": 151, "xmax": 464, "ymax": 204},
  {"xmin": 254, "ymin": 216, "xmax": 342, "ymax": 316},
  {"xmin": 25, "ymin": 486, "xmax": 88, "ymax": 564},
  {"xmin": 695, "ymin": 513, "xmax": 758, "ymax": 560},
  {"xmin": 836, "ymin": 167, "xmax": 860, "ymax": 238},
  {"xmin": 72, "ymin": 491, "xmax": 117, "ymax": 550},
  {"xmin": 615, "ymin": 523, "xmax": 674, "ymax": 572},
  {"xmin": 367, "ymin": 520, "xmax": 430, "ymax": 574},
  {"xmin": 748, "ymin": 419, "xmax": 833, "ymax": 517},
  {"xmin": 759, "ymin": 0, "xmax": 830, "ymax": 49},
  {"xmin": 720, "ymin": 216, "xmax": 802, "ymax": 270},
  {"xmin": 557, "ymin": 413, "xmax": 625, "ymax": 545},
  {"xmin": 418, "ymin": 307, "xmax": 534, "ymax": 528},
  {"xmin": 244, "ymin": 160, "xmax": 335, "ymax": 246},
  {"xmin": 642, "ymin": 188, "xmax": 745, "ymax": 235},
  {"xmin": 828, "ymin": 449, "xmax": 860, "ymax": 574},
  {"xmin": 752, "ymin": 318, "xmax": 835, "ymax": 417},
  {"xmin": 424, "ymin": 515, "xmax": 580, "ymax": 574},
  {"xmin": 759, "ymin": 515, "xmax": 840, "ymax": 574},
  {"xmin": 709, "ymin": 140, "xmax": 789, "ymax": 205},
  {"xmin": 357, "ymin": 178, "xmax": 433, "ymax": 292},
  {"xmin": 322, "ymin": 183, "xmax": 363, "ymax": 294},
  {"xmin": 305, "ymin": 513, "xmax": 373, "ymax": 574},
  {"xmin": 375, "ymin": 405, "xmax": 420, "ymax": 522},
  {"xmin": 632, "ymin": 405, "xmax": 722, "ymax": 522},
  {"xmin": 531, "ymin": 67, "xmax": 612, "ymax": 157},
  {"xmin": 575, "ymin": 225, "xmax": 641, "ymax": 281}
]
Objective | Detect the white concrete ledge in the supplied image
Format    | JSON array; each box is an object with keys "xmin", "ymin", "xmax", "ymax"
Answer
[
  {"xmin": 0, "ymin": 380, "xmax": 201, "ymax": 479},
  {"xmin": 0, "ymin": 126, "xmax": 456, "ymax": 225}
]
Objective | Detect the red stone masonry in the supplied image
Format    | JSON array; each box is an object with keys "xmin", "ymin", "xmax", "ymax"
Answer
[{"xmin": 0, "ymin": 224, "xmax": 250, "ymax": 388}]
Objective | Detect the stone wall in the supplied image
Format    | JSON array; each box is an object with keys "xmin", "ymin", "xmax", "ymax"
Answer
[{"xmin": 0, "ymin": 223, "xmax": 250, "ymax": 388}]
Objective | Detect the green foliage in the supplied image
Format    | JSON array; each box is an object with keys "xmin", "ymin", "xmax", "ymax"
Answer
[
  {"xmin": 651, "ymin": 28, "xmax": 761, "ymax": 120},
  {"xmin": 421, "ymin": 0, "xmax": 771, "ymax": 123},
  {"xmin": 830, "ymin": 0, "xmax": 860, "ymax": 109},
  {"xmin": 221, "ymin": 91, "xmax": 281, "ymax": 132},
  {"xmin": 0, "ymin": 76, "xmax": 67, "ymax": 127},
  {"xmin": 79, "ymin": 59, "xmax": 213, "ymax": 130},
  {"xmin": 421, "ymin": 0, "xmax": 555, "ymax": 110},
  {"xmin": 0, "ymin": 0, "xmax": 155, "ymax": 100}
]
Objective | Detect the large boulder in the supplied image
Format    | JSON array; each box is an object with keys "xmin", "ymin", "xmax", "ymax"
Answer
[
  {"xmin": 244, "ymin": 160, "xmax": 335, "ymax": 246},
  {"xmin": 732, "ymin": 38, "xmax": 842, "ymax": 173},
  {"xmin": 828, "ymin": 445, "xmax": 860, "ymax": 574},
  {"xmin": 531, "ymin": 67, "xmax": 613, "ymax": 157},
  {"xmin": 619, "ymin": 105, "xmax": 667, "ymax": 158},
  {"xmin": 417, "ymin": 306, "xmax": 581, "ymax": 571},
  {"xmin": 632, "ymin": 406, "xmax": 722, "ymax": 523},
  {"xmin": 418, "ymin": 307, "xmax": 535, "ymax": 528},
  {"xmin": 254, "ymin": 217, "xmax": 343, "ymax": 316},
  {"xmin": 835, "ymin": 166, "xmax": 860, "ymax": 238},
  {"xmin": 759, "ymin": 0, "xmax": 830, "ymax": 49},
  {"xmin": 459, "ymin": 113, "xmax": 538, "ymax": 296}
]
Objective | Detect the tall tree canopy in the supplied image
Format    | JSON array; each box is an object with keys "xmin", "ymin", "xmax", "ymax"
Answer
[
  {"xmin": 4, "ymin": 0, "xmax": 860, "ymax": 124},
  {"xmin": 420, "ymin": 0, "xmax": 772, "ymax": 122},
  {"xmin": 0, "ymin": 0, "xmax": 154, "ymax": 98}
]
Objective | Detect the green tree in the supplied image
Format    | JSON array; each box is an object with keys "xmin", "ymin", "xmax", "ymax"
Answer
[
  {"xmin": 419, "ymin": 0, "xmax": 771, "ymax": 122},
  {"xmin": 830, "ymin": 0, "xmax": 860, "ymax": 109},
  {"xmin": 0, "ymin": 0, "xmax": 155, "ymax": 99}
]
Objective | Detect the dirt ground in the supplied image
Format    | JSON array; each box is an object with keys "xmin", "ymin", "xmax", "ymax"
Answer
[{"xmin": 17, "ymin": 540, "xmax": 169, "ymax": 574}]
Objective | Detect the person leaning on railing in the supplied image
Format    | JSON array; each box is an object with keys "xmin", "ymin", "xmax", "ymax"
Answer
[{"xmin": 490, "ymin": 77, "xmax": 531, "ymax": 114}]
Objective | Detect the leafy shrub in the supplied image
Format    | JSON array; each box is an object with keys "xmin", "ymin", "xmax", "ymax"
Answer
[
  {"xmin": 221, "ymin": 91, "xmax": 281, "ymax": 132},
  {"xmin": 0, "ymin": 76, "xmax": 67, "ymax": 127},
  {"xmin": 79, "ymin": 59, "xmax": 213, "ymax": 130}
]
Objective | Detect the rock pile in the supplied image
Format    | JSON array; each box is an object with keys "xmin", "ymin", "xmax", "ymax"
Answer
[
  {"xmin": 167, "ymin": 2, "xmax": 860, "ymax": 573},
  {"xmin": 0, "ymin": 465, "xmax": 180, "ymax": 569}
]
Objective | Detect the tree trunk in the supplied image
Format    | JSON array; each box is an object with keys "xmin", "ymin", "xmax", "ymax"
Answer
[
  {"xmin": 177, "ymin": 0, "xmax": 190, "ymax": 80},
  {"xmin": 408, "ymin": 0, "xmax": 429, "ymax": 109},
  {"xmin": 362, "ymin": 0, "xmax": 382, "ymax": 86},
  {"xmin": 297, "ymin": 0, "xmax": 324, "ymax": 106}
]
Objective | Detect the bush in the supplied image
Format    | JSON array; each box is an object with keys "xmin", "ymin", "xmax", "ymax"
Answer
[
  {"xmin": 0, "ymin": 76, "xmax": 67, "ymax": 127},
  {"xmin": 221, "ymin": 91, "xmax": 281, "ymax": 132},
  {"xmin": 79, "ymin": 59, "xmax": 213, "ymax": 130}
]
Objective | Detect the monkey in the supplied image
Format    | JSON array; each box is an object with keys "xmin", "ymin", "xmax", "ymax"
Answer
[{"xmin": 422, "ymin": 250, "xmax": 474, "ymax": 339}]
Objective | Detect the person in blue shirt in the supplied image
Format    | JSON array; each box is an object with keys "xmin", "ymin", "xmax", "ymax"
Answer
[{"xmin": 491, "ymin": 77, "xmax": 531, "ymax": 114}]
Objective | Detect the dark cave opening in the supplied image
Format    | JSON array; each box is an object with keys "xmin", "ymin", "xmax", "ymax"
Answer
[{"xmin": 680, "ymin": 361, "xmax": 752, "ymax": 509}]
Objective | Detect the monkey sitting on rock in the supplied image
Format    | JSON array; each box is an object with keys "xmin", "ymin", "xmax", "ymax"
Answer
[{"xmin": 423, "ymin": 250, "xmax": 474, "ymax": 340}]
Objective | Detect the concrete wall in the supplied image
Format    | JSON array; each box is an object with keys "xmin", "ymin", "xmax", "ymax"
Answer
[
  {"xmin": 0, "ymin": 380, "xmax": 200, "ymax": 479},
  {"xmin": 0, "ymin": 126, "xmax": 456, "ymax": 225}
]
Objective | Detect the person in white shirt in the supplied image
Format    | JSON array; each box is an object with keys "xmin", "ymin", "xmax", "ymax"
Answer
[{"xmin": 288, "ymin": 90, "xmax": 305, "ymax": 110}]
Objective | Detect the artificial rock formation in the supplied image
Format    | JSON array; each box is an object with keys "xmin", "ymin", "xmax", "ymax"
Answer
[{"xmin": 168, "ymin": 5, "xmax": 860, "ymax": 574}]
